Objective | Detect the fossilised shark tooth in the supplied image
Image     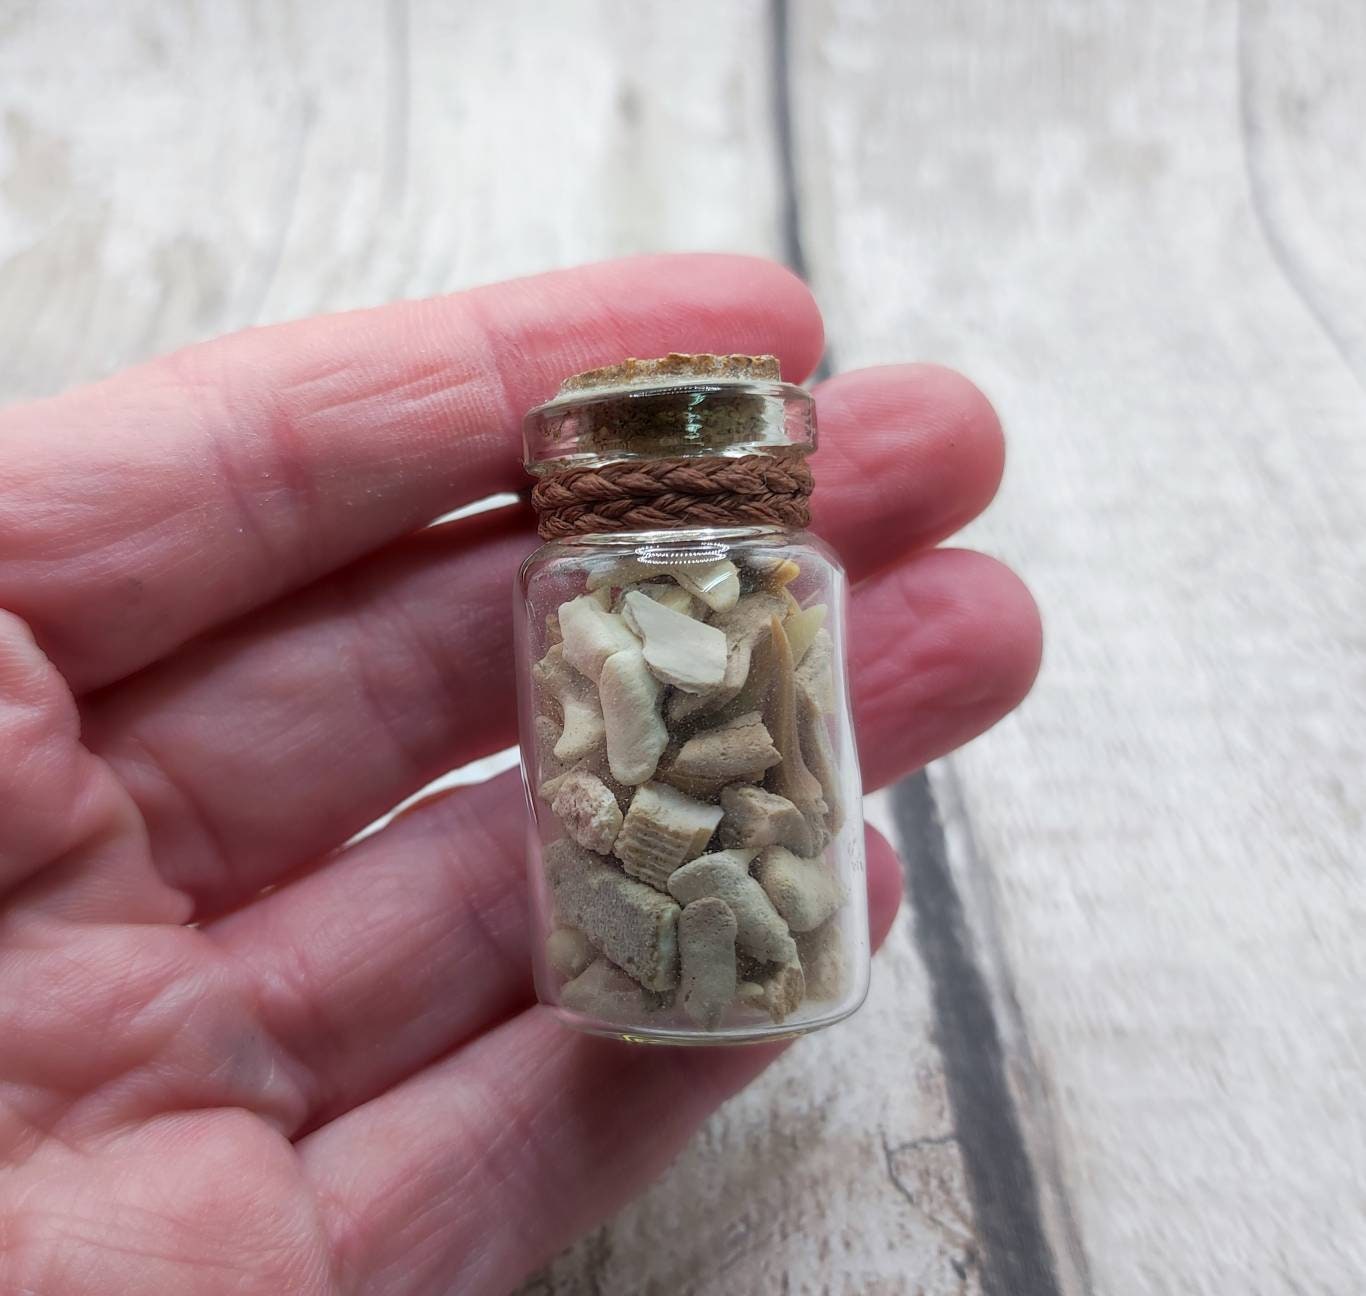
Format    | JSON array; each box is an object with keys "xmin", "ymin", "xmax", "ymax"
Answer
[
  {"xmin": 533, "ymin": 643, "xmax": 606, "ymax": 762},
  {"xmin": 796, "ymin": 679, "xmax": 845, "ymax": 834},
  {"xmin": 795, "ymin": 626, "xmax": 836, "ymax": 715},
  {"xmin": 545, "ymin": 926, "xmax": 595, "ymax": 980},
  {"xmin": 558, "ymin": 594, "xmax": 640, "ymax": 683},
  {"xmin": 621, "ymin": 590, "xmax": 727, "ymax": 693},
  {"xmin": 761, "ymin": 615, "xmax": 827, "ymax": 825},
  {"xmin": 613, "ymin": 781, "xmax": 724, "ymax": 890},
  {"xmin": 599, "ymin": 647, "xmax": 669, "ymax": 785},
  {"xmin": 545, "ymin": 839, "xmax": 680, "ymax": 992},
  {"xmin": 783, "ymin": 603, "xmax": 827, "ymax": 667},
  {"xmin": 551, "ymin": 768, "xmax": 625, "ymax": 855},
  {"xmin": 670, "ymin": 711, "xmax": 781, "ymax": 782},
  {"xmin": 667, "ymin": 849, "xmax": 797, "ymax": 966},
  {"xmin": 678, "ymin": 897, "xmax": 739, "ymax": 1029},
  {"xmin": 754, "ymin": 846, "xmax": 846, "ymax": 932},
  {"xmin": 718, "ymin": 784, "xmax": 816, "ymax": 853}
]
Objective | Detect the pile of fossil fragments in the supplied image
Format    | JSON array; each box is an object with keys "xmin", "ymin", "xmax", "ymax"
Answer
[{"xmin": 531, "ymin": 553, "xmax": 852, "ymax": 1032}]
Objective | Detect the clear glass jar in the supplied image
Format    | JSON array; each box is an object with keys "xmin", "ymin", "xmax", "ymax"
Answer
[{"xmin": 515, "ymin": 355, "xmax": 869, "ymax": 1044}]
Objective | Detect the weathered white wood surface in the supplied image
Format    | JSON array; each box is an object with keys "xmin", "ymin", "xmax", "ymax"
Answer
[
  {"xmin": 795, "ymin": 2, "xmax": 1366, "ymax": 1293},
  {"xmin": 2, "ymin": 1, "xmax": 1363, "ymax": 1294}
]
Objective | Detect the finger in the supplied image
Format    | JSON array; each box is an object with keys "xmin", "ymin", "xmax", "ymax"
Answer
[
  {"xmin": 87, "ymin": 365, "xmax": 1005, "ymax": 915},
  {"xmin": 808, "ymin": 363, "xmax": 1004, "ymax": 573},
  {"xmin": 296, "ymin": 827, "xmax": 903, "ymax": 1296},
  {"xmin": 209, "ymin": 545, "xmax": 1033, "ymax": 1129},
  {"xmin": 0, "ymin": 254, "xmax": 823, "ymax": 694}
]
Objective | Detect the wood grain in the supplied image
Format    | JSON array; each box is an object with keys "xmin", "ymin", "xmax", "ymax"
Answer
[{"xmin": 794, "ymin": 1, "xmax": 1366, "ymax": 1292}]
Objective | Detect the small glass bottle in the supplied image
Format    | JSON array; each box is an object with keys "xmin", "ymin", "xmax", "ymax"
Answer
[{"xmin": 516, "ymin": 354, "xmax": 868, "ymax": 1044}]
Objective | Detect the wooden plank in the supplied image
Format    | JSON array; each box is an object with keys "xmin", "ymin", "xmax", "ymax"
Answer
[
  {"xmin": 0, "ymin": 3, "xmax": 991, "ymax": 1293},
  {"xmin": 794, "ymin": 1, "xmax": 1366, "ymax": 1293}
]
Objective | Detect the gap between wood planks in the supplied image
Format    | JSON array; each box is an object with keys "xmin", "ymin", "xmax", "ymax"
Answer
[{"xmin": 769, "ymin": 3, "xmax": 1077, "ymax": 1292}]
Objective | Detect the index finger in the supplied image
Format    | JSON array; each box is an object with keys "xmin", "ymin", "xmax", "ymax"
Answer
[{"xmin": 0, "ymin": 255, "xmax": 823, "ymax": 693}]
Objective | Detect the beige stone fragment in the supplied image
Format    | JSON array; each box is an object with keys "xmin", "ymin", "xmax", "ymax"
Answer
[
  {"xmin": 795, "ymin": 917, "xmax": 848, "ymax": 1001},
  {"xmin": 558, "ymin": 594, "xmax": 640, "ymax": 683},
  {"xmin": 750, "ymin": 960, "xmax": 806, "ymax": 1023},
  {"xmin": 560, "ymin": 957, "xmax": 645, "ymax": 1018},
  {"xmin": 599, "ymin": 647, "xmax": 669, "ymax": 785},
  {"xmin": 551, "ymin": 768, "xmax": 625, "ymax": 854},
  {"xmin": 621, "ymin": 589, "xmax": 727, "ymax": 692},
  {"xmin": 795, "ymin": 626, "xmax": 836, "ymax": 715},
  {"xmin": 783, "ymin": 603, "xmax": 827, "ymax": 666},
  {"xmin": 667, "ymin": 849, "xmax": 797, "ymax": 966},
  {"xmin": 679, "ymin": 897, "xmax": 738, "ymax": 1029},
  {"xmin": 587, "ymin": 557, "xmax": 740, "ymax": 612},
  {"xmin": 755, "ymin": 846, "xmax": 845, "ymax": 932},
  {"xmin": 545, "ymin": 839, "xmax": 680, "ymax": 991},
  {"xmin": 671, "ymin": 711, "xmax": 781, "ymax": 782},
  {"xmin": 718, "ymin": 784, "xmax": 815, "ymax": 853},
  {"xmin": 613, "ymin": 782, "xmax": 723, "ymax": 890},
  {"xmin": 533, "ymin": 644, "xmax": 606, "ymax": 761},
  {"xmin": 614, "ymin": 580, "xmax": 695, "ymax": 618},
  {"xmin": 545, "ymin": 927, "xmax": 595, "ymax": 980}
]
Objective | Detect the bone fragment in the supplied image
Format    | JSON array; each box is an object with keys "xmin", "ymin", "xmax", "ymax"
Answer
[
  {"xmin": 795, "ymin": 627, "xmax": 836, "ymax": 715},
  {"xmin": 797, "ymin": 681, "xmax": 845, "ymax": 834},
  {"xmin": 588, "ymin": 558, "xmax": 740, "ymax": 612},
  {"xmin": 795, "ymin": 917, "xmax": 848, "ymax": 1001},
  {"xmin": 558, "ymin": 594, "xmax": 640, "ymax": 683},
  {"xmin": 669, "ymin": 591, "xmax": 787, "ymax": 722},
  {"xmin": 667, "ymin": 849, "xmax": 797, "ymax": 966},
  {"xmin": 755, "ymin": 846, "xmax": 845, "ymax": 932},
  {"xmin": 533, "ymin": 644, "xmax": 606, "ymax": 761},
  {"xmin": 742, "ymin": 960, "xmax": 806, "ymax": 1024},
  {"xmin": 545, "ymin": 839, "xmax": 680, "ymax": 991},
  {"xmin": 560, "ymin": 957, "xmax": 646, "ymax": 1017},
  {"xmin": 718, "ymin": 784, "xmax": 816, "ymax": 853},
  {"xmin": 761, "ymin": 615, "xmax": 827, "ymax": 824},
  {"xmin": 622, "ymin": 590, "xmax": 727, "ymax": 692},
  {"xmin": 783, "ymin": 603, "xmax": 827, "ymax": 667},
  {"xmin": 656, "ymin": 752, "xmax": 763, "ymax": 802},
  {"xmin": 747, "ymin": 555, "xmax": 800, "ymax": 589},
  {"xmin": 546, "ymin": 927, "xmax": 595, "ymax": 980},
  {"xmin": 551, "ymin": 768, "xmax": 625, "ymax": 854},
  {"xmin": 679, "ymin": 898, "xmax": 738, "ymax": 1029},
  {"xmin": 671, "ymin": 711, "xmax": 781, "ymax": 782},
  {"xmin": 599, "ymin": 647, "xmax": 669, "ymax": 785},
  {"xmin": 613, "ymin": 781, "xmax": 723, "ymax": 890}
]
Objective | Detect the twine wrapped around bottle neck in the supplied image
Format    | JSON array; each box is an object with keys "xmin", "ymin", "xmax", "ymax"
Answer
[{"xmin": 525, "ymin": 354, "xmax": 816, "ymax": 540}]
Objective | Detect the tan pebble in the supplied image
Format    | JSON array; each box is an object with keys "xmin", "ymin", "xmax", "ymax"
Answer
[
  {"xmin": 667, "ymin": 849, "xmax": 796, "ymax": 966},
  {"xmin": 754, "ymin": 846, "xmax": 845, "ymax": 932},
  {"xmin": 679, "ymin": 898, "xmax": 738, "ymax": 1029},
  {"xmin": 719, "ymin": 784, "xmax": 815, "ymax": 853},
  {"xmin": 551, "ymin": 768, "xmax": 625, "ymax": 854},
  {"xmin": 545, "ymin": 927, "xmax": 595, "ymax": 980},
  {"xmin": 614, "ymin": 782, "xmax": 723, "ymax": 891},
  {"xmin": 533, "ymin": 644, "xmax": 606, "ymax": 761}
]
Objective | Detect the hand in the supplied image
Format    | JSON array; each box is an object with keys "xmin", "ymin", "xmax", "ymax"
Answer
[{"xmin": 0, "ymin": 255, "xmax": 1040, "ymax": 1294}]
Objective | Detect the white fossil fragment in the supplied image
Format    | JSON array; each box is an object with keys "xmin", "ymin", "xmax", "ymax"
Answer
[
  {"xmin": 755, "ymin": 846, "xmax": 845, "ymax": 932},
  {"xmin": 560, "ymin": 957, "xmax": 647, "ymax": 1017},
  {"xmin": 533, "ymin": 643, "xmax": 606, "ymax": 762},
  {"xmin": 679, "ymin": 897, "xmax": 738, "ymax": 1029},
  {"xmin": 558, "ymin": 594, "xmax": 640, "ymax": 683},
  {"xmin": 588, "ymin": 557, "xmax": 740, "ymax": 612},
  {"xmin": 551, "ymin": 768, "xmax": 625, "ymax": 855},
  {"xmin": 667, "ymin": 849, "xmax": 797, "ymax": 966},
  {"xmin": 546, "ymin": 927, "xmax": 595, "ymax": 980},
  {"xmin": 670, "ymin": 712, "xmax": 781, "ymax": 782},
  {"xmin": 621, "ymin": 590, "xmax": 727, "ymax": 692},
  {"xmin": 599, "ymin": 647, "xmax": 669, "ymax": 785},
  {"xmin": 614, "ymin": 579, "xmax": 696, "ymax": 618},
  {"xmin": 783, "ymin": 603, "xmax": 827, "ymax": 667},
  {"xmin": 613, "ymin": 781, "xmax": 723, "ymax": 890},
  {"xmin": 545, "ymin": 839, "xmax": 680, "ymax": 991},
  {"xmin": 718, "ymin": 784, "xmax": 816, "ymax": 853},
  {"xmin": 669, "ymin": 591, "xmax": 787, "ymax": 722}
]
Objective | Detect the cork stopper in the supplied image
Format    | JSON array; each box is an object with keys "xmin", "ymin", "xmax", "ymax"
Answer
[{"xmin": 560, "ymin": 353, "xmax": 782, "ymax": 396}]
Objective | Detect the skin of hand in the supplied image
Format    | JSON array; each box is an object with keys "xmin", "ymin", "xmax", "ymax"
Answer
[{"xmin": 0, "ymin": 254, "xmax": 1040, "ymax": 1296}]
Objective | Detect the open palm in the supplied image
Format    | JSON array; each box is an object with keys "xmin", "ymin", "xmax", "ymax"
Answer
[{"xmin": 0, "ymin": 255, "xmax": 1039, "ymax": 1295}]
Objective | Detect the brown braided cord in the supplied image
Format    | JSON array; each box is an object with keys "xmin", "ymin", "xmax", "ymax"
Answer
[{"xmin": 532, "ymin": 447, "xmax": 813, "ymax": 539}]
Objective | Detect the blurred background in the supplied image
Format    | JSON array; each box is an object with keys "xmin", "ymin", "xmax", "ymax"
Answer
[{"xmin": 1, "ymin": 3, "xmax": 1363, "ymax": 1294}]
